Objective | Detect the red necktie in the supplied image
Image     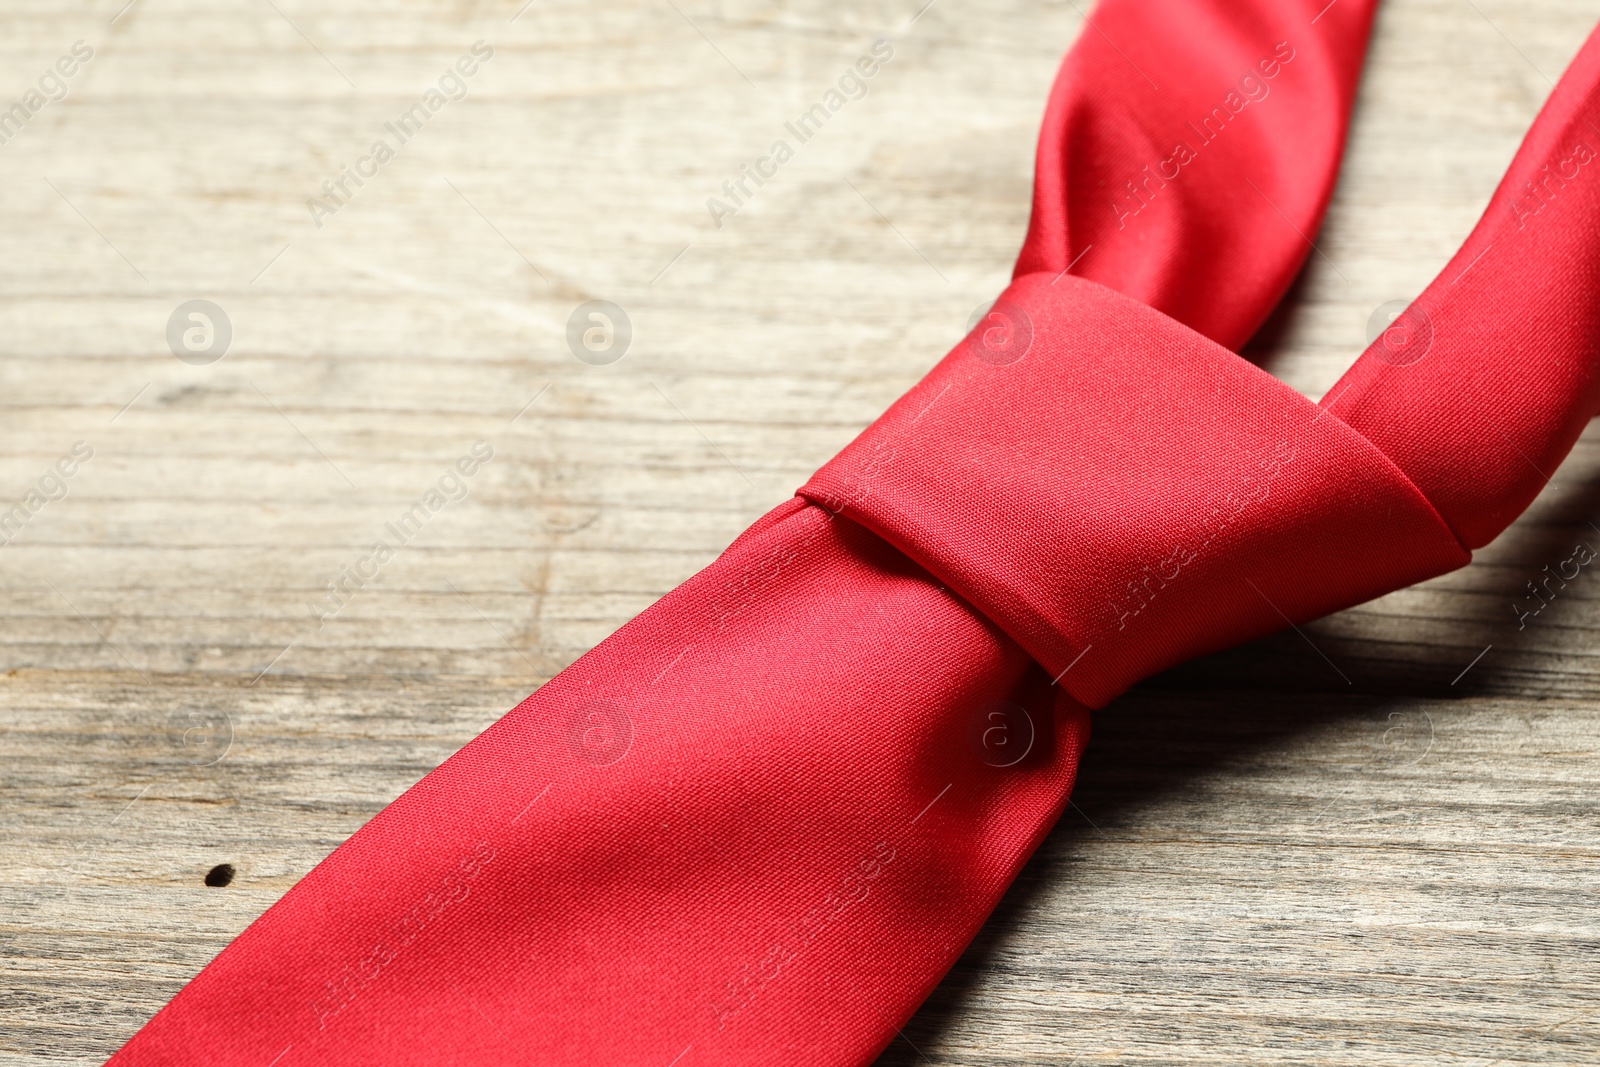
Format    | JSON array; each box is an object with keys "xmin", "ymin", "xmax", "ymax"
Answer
[{"xmin": 110, "ymin": 3, "xmax": 1600, "ymax": 1064}]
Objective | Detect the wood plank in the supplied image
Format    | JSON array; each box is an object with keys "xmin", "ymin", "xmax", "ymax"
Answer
[{"xmin": 3, "ymin": 0, "xmax": 1600, "ymax": 1063}]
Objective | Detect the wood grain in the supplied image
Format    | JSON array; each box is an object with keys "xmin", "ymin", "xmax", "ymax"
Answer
[{"xmin": 3, "ymin": 0, "xmax": 1600, "ymax": 1063}]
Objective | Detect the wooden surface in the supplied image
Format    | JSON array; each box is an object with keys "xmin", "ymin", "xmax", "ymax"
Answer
[{"xmin": 4, "ymin": 0, "xmax": 1600, "ymax": 1063}]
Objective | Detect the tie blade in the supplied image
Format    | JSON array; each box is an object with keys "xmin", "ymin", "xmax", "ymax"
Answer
[
  {"xmin": 1325, "ymin": 24, "xmax": 1600, "ymax": 549},
  {"xmin": 112, "ymin": 501, "xmax": 1089, "ymax": 1066}
]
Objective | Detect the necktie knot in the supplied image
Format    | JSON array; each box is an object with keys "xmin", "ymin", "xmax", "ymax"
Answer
[{"xmin": 801, "ymin": 271, "xmax": 1469, "ymax": 706}]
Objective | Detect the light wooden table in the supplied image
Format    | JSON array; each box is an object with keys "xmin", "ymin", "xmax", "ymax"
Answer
[{"xmin": 3, "ymin": 0, "xmax": 1600, "ymax": 1063}]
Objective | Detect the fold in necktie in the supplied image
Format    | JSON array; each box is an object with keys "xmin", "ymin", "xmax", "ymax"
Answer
[{"xmin": 112, "ymin": 3, "xmax": 1600, "ymax": 1065}]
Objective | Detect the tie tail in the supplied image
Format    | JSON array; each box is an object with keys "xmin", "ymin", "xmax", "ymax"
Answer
[{"xmin": 1324, "ymin": 25, "xmax": 1600, "ymax": 549}]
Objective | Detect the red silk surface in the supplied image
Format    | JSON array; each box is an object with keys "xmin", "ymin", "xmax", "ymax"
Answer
[
  {"xmin": 1016, "ymin": 0, "xmax": 1373, "ymax": 349},
  {"xmin": 1324, "ymin": 36, "xmax": 1600, "ymax": 548},
  {"xmin": 802, "ymin": 271, "xmax": 1469, "ymax": 707},
  {"xmin": 111, "ymin": 3, "xmax": 1600, "ymax": 1066}
]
